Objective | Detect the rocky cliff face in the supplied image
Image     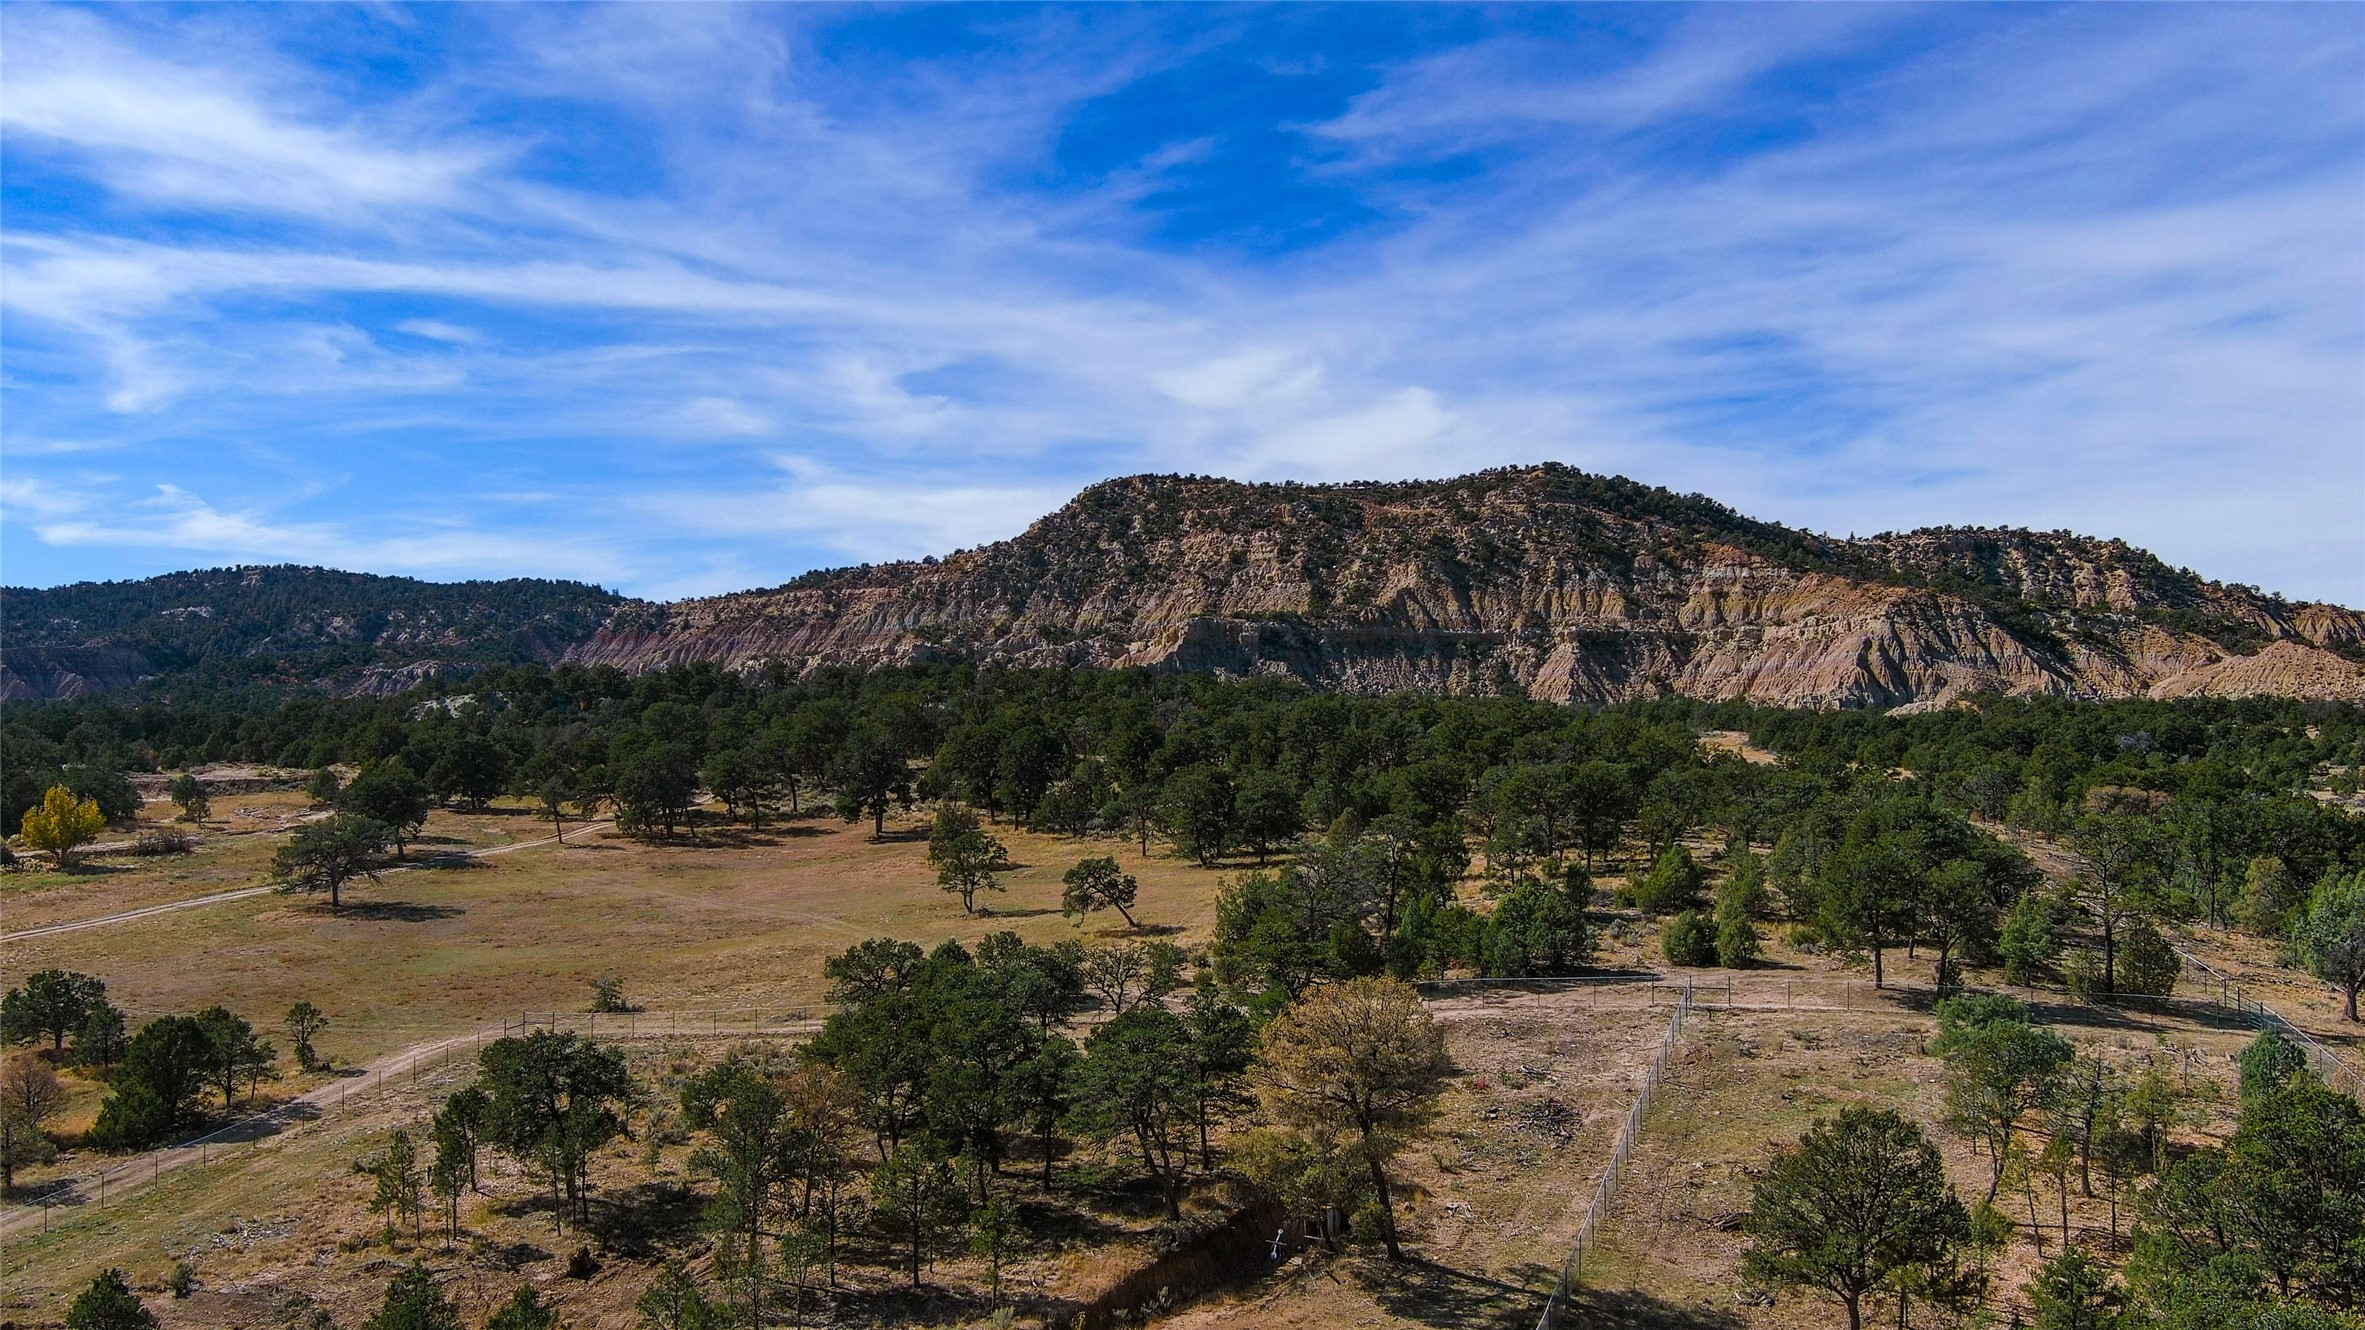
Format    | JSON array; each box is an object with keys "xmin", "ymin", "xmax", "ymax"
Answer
[
  {"xmin": 0, "ymin": 646, "xmax": 159, "ymax": 702},
  {"xmin": 564, "ymin": 467, "xmax": 2365, "ymax": 710}
]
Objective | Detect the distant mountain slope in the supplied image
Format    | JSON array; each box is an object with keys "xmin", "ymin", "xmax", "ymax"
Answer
[
  {"xmin": 565, "ymin": 466, "xmax": 2365, "ymax": 709},
  {"xmin": 9, "ymin": 468, "xmax": 2357, "ymax": 709},
  {"xmin": 2, "ymin": 566, "xmax": 629, "ymax": 700}
]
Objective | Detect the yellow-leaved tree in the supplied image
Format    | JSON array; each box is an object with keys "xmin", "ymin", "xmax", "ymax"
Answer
[
  {"xmin": 19, "ymin": 786, "xmax": 107, "ymax": 869},
  {"xmin": 1251, "ymin": 976, "xmax": 1453, "ymax": 1261}
]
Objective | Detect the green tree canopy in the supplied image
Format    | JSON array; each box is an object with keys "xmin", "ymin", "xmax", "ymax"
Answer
[
  {"xmin": 272, "ymin": 813, "xmax": 391, "ymax": 908},
  {"xmin": 477, "ymin": 1031, "xmax": 635, "ymax": 1229},
  {"xmin": 1742, "ymin": 1106, "xmax": 1972, "ymax": 1330},
  {"xmin": 64, "ymin": 1269, "xmax": 157, "ymax": 1330},
  {"xmin": 341, "ymin": 762, "xmax": 430, "ymax": 855},
  {"xmin": 2294, "ymin": 869, "xmax": 2365, "ymax": 1022}
]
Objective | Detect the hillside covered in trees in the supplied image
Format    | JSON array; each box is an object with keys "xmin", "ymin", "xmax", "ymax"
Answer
[
  {"xmin": 9, "ymin": 467, "xmax": 2362, "ymax": 710},
  {"xmin": 9, "ymin": 661, "xmax": 2365, "ymax": 1328},
  {"xmin": 572, "ymin": 466, "xmax": 2365, "ymax": 708},
  {"xmin": 0, "ymin": 567, "xmax": 627, "ymax": 701},
  {"xmin": 10, "ymin": 659, "xmax": 2363, "ymax": 980}
]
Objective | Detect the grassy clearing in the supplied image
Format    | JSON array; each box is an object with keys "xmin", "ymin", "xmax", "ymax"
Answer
[
  {"xmin": 6, "ymin": 803, "xmax": 1224, "ymax": 1068},
  {"xmin": 3, "ymin": 791, "xmax": 533, "ymax": 933},
  {"xmin": 10, "ymin": 803, "xmax": 2354, "ymax": 1328},
  {"xmin": 1163, "ymin": 995, "xmax": 1671, "ymax": 1330},
  {"xmin": 5, "ymin": 982, "xmax": 1669, "ymax": 1328},
  {"xmin": 1573, "ymin": 977, "xmax": 2257, "ymax": 1330}
]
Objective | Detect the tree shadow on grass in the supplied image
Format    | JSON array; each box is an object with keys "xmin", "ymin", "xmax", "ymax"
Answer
[
  {"xmin": 1092, "ymin": 922, "xmax": 1183, "ymax": 938},
  {"xmin": 585, "ymin": 1180, "xmax": 704, "ymax": 1257},
  {"xmin": 416, "ymin": 853, "xmax": 492, "ymax": 872},
  {"xmin": 329, "ymin": 900, "xmax": 465, "ymax": 923},
  {"xmin": 1007, "ymin": 1188, "xmax": 1140, "ymax": 1249},
  {"xmin": 831, "ymin": 1280, "xmax": 998, "ymax": 1328},
  {"xmin": 2022, "ymin": 994, "xmax": 2250, "ymax": 1037},
  {"xmin": 473, "ymin": 1239, "xmax": 556, "ymax": 1272},
  {"xmin": 37, "ymin": 861, "xmax": 135, "ymax": 878},
  {"xmin": 694, "ymin": 827, "xmax": 791, "ymax": 850},
  {"xmin": 1360, "ymin": 1257, "xmax": 1552, "ymax": 1329},
  {"xmin": 1565, "ymin": 1285, "xmax": 1752, "ymax": 1330},
  {"xmin": 203, "ymin": 1098, "xmax": 322, "ymax": 1145}
]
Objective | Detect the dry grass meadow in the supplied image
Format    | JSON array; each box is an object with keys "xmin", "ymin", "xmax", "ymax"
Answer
[{"xmin": 4, "ymin": 779, "xmax": 2360, "ymax": 1329}]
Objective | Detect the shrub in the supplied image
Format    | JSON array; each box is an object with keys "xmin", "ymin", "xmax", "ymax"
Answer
[
  {"xmin": 2236, "ymin": 1028, "xmax": 2307, "ymax": 1103},
  {"xmin": 587, "ymin": 976, "xmax": 630, "ymax": 1014},
  {"xmin": 131, "ymin": 830, "xmax": 196, "ymax": 857},
  {"xmin": 1481, "ymin": 880, "xmax": 1592, "ymax": 977},
  {"xmin": 2117, "ymin": 920, "xmax": 2182, "ymax": 997},
  {"xmin": 1715, "ymin": 851, "xmax": 1770, "ymax": 921},
  {"xmin": 1998, "ymin": 892, "xmax": 2063, "ymax": 984},
  {"xmin": 1633, "ymin": 846, "xmax": 1707, "ymax": 916},
  {"xmin": 64, "ymin": 1268, "xmax": 157, "ymax": 1330},
  {"xmin": 1714, "ymin": 905, "xmax": 1761, "ymax": 968},
  {"xmin": 1663, "ymin": 910, "xmax": 1718, "ymax": 967}
]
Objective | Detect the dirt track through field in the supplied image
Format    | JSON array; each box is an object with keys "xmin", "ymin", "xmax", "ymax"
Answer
[
  {"xmin": 0, "ymin": 1003, "xmax": 818, "ymax": 1246},
  {"xmin": 2, "ymin": 819, "xmax": 615, "ymax": 944}
]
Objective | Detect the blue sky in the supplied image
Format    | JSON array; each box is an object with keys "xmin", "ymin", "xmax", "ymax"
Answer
[{"xmin": 4, "ymin": 3, "xmax": 2360, "ymax": 604}]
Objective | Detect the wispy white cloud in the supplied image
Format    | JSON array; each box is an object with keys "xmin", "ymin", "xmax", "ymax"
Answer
[
  {"xmin": 1, "ymin": 6, "xmax": 2357, "ymax": 603},
  {"xmin": 29, "ymin": 483, "xmax": 630, "ymax": 584},
  {"xmin": 395, "ymin": 319, "xmax": 481, "ymax": 344},
  {"xmin": 0, "ymin": 8, "xmax": 493, "ymax": 219},
  {"xmin": 640, "ymin": 456, "xmax": 1073, "ymax": 569},
  {"xmin": 674, "ymin": 397, "xmax": 774, "ymax": 439}
]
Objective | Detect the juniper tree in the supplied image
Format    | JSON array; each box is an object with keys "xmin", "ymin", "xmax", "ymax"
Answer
[
  {"xmin": 478, "ymin": 1031, "xmax": 634, "ymax": 1230},
  {"xmin": 2294, "ymin": 869, "xmax": 2365, "ymax": 1021},
  {"xmin": 370, "ymin": 1130, "xmax": 425, "ymax": 1243},
  {"xmin": 167, "ymin": 773, "xmax": 210, "ymax": 822},
  {"xmin": 285, "ymin": 1001, "xmax": 330, "ymax": 1072},
  {"xmin": 2, "ymin": 969, "xmax": 106, "ymax": 1051},
  {"xmin": 1742, "ymin": 1107, "xmax": 1972, "ymax": 1330},
  {"xmin": 1069, "ymin": 1007, "xmax": 1197, "ymax": 1219},
  {"xmin": 869, "ymin": 1138, "xmax": 968, "ymax": 1288},
  {"xmin": 1061, "ymin": 856, "xmax": 1142, "ymax": 928},
  {"xmin": 63, "ymin": 1269, "xmax": 157, "ymax": 1330},
  {"xmin": 681, "ymin": 1060, "xmax": 799, "ymax": 1325},
  {"xmin": 927, "ymin": 804, "xmax": 1010, "ymax": 913},
  {"xmin": 273, "ymin": 814, "xmax": 391, "ymax": 907}
]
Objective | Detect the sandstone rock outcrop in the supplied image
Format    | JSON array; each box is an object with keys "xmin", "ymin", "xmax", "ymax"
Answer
[
  {"xmin": 564, "ymin": 467, "xmax": 2365, "ymax": 709},
  {"xmin": 0, "ymin": 646, "xmax": 157, "ymax": 702}
]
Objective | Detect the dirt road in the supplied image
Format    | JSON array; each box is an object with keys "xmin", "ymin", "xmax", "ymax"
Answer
[
  {"xmin": 3, "ymin": 820, "xmax": 614, "ymax": 945},
  {"xmin": 0, "ymin": 1003, "xmax": 818, "ymax": 1245}
]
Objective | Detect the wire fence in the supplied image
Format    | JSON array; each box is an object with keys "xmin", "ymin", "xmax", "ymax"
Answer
[
  {"xmin": 16, "ymin": 961, "xmax": 2355, "ymax": 1255},
  {"xmin": 1533, "ymin": 982, "xmax": 1691, "ymax": 1330},
  {"xmin": 2168, "ymin": 945, "xmax": 2365, "ymax": 1098},
  {"xmin": 3, "ymin": 1006, "xmax": 820, "ymax": 1245}
]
